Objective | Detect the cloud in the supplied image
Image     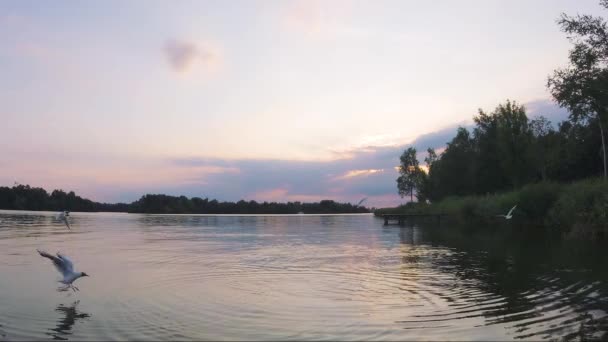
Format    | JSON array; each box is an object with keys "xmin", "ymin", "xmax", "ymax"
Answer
[
  {"xmin": 163, "ymin": 39, "xmax": 221, "ymax": 74},
  {"xmin": 4, "ymin": 98, "xmax": 571, "ymax": 207},
  {"xmin": 164, "ymin": 98, "xmax": 567, "ymax": 207},
  {"xmin": 333, "ymin": 169, "xmax": 385, "ymax": 181},
  {"xmin": 525, "ymin": 98, "xmax": 570, "ymax": 124}
]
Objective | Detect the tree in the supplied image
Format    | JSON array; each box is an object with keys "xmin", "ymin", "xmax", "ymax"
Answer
[
  {"xmin": 472, "ymin": 100, "xmax": 533, "ymax": 192},
  {"xmin": 397, "ymin": 147, "xmax": 424, "ymax": 202},
  {"xmin": 473, "ymin": 108, "xmax": 508, "ymax": 194},
  {"xmin": 548, "ymin": 1, "xmax": 608, "ymax": 179},
  {"xmin": 432, "ymin": 127, "xmax": 476, "ymax": 199},
  {"xmin": 529, "ymin": 116, "xmax": 555, "ymax": 180},
  {"xmin": 424, "ymin": 148, "xmax": 438, "ymax": 167},
  {"xmin": 494, "ymin": 100, "xmax": 534, "ymax": 188},
  {"xmin": 417, "ymin": 148, "xmax": 438, "ymax": 202}
]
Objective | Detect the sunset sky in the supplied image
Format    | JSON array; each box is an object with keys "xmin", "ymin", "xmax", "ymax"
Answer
[{"xmin": 0, "ymin": 0, "xmax": 602, "ymax": 206}]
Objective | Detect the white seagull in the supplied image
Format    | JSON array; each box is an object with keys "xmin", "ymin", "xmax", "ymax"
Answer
[
  {"xmin": 57, "ymin": 211, "xmax": 71, "ymax": 230},
  {"xmin": 37, "ymin": 249, "xmax": 89, "ymax": 291},
  {"xmin": 497, "ymin": 204, "xmax": 517, "ymax": 220}
]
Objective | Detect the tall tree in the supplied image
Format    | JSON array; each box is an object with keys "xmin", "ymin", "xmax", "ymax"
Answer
[
  {"xmin": 529, "ymin": 116, "xmax": 555, "ymax": 181},
  {"xmin": 473, "ymin": 108, "xmax": 508, "ymax": 194},
  {"xmin": 494, "ymin": 100, "xmax": 534, "ymax": 188},
  {"xmin": 431, "ymin": 127, "xmax": 476, "ymax": 199},
  {"xmin": 548, "ymin": 0, "xmax": 608, "ymax": 179},
  {"xmin": 417, "ymin": 148, "xmax": 438, "ymax": 202},
  {"xmin": 397, "ymin": 147, "xmax": 424, "ymax": 202}
]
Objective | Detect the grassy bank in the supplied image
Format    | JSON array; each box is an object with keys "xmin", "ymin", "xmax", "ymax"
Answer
[{"xmin": 375, "ymin": 178, "xmax": 608, "ymax": 238}]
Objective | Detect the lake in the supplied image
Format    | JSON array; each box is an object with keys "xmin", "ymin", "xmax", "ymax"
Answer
[{"xmin": 0, "ymin": 210, "xmax": 606, "ymax": 340}]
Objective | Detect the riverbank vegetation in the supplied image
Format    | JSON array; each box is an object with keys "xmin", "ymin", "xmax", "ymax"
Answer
[
  {"xmin": 377, "ymin": 179, "xmax": 607, "ymax": 237},
  {"xmin": 0, "ymin": 184, "xmax": 370, "ymax": 214},
  {"xmin": 386, "ymin": 2, "xmax": 608, "ymax": 236}
]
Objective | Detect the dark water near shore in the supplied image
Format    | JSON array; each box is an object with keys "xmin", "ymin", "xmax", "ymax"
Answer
[{"xmin": 0, "ymin": 210, "xmax": 607, "ymax": 340}]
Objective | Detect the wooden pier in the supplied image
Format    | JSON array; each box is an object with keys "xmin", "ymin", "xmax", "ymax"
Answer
[{"xmin": 381, "ymin": 213, "xmax": 444, "ymax": 225}]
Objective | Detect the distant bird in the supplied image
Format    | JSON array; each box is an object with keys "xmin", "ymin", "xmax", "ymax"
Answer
[
  {"xmin": 37, "ymin": 250, "xmax": 89, "ymax": 291},
  {"xmin": 57, "ymin": 211, "xmax": 71, "ymax": 230},
  {"xmin": 497, "ymin": 205, "xmax": 517, "ymax": 220}
]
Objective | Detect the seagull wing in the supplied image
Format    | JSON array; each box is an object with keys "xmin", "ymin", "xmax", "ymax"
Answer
[
  {"xmin": 37, "ymin": 249, "xmax": 71, "ymax": 277},
  {"xmin": 507, "ymin": 205, "xmax": 517, "ymax": 217},
  {"xmin": 56, "ymin": 253, "xmax": 74, "ymax": 273}
]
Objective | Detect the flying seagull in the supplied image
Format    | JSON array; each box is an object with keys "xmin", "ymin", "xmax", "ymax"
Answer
[
  {"xmin": 497, "ymin": 204, "xmax": 517, "ymax": 220},
  {"xmin": 37, "ymin": 250, "xmax": 89, "ymax": 291},
  {"xmin": 57, "ymin": 211, "xmax": 71, "ymax": 230}
]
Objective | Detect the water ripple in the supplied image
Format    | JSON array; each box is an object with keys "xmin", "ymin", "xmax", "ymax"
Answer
[{"xmin": 0, "ymin": 211, "xmax": 607, "ymax": 340}]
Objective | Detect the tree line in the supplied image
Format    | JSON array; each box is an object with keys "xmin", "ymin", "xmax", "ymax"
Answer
[
  {"xmin": 130, "ymin": 194, "xmax": 369, "ymax": 214},
  {"xmin": 0, "ymin": 185, "xmax": 370, "ymax": 214},
  {"xmin": 398, "ymin": 1, "xmax": 608, "ymax": 202},
  {"xmin": 0, "ymin": 184, "xmax": 130, "ymax": 212}
]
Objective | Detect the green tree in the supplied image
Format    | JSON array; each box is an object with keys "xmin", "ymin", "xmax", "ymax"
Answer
[
  {"xmin": 529, "ymin": 116, "xmax": 555, "ymax": 181},
  {"xmin": 494, "ymin": 100, "xmax": 534, "ymax": 188},
  {"xmin": 548, "ymin": 0, "xmax": 608, "ymax": 179},
  {"xmin": 473, "ymin": 108, "xmax": 508, "ymax": 194},
  {"xmin": 397, "ymin": 147, "xmax": 424, "ymax": 202},
  {"xmin": 472, "ymin": 100, "xmax": 533, "ymax": 192},
  {"xmin": 433, "ymin": 127, "xmax": 476, "ymax": 199},
  {"xmin": 417, "ymin": 148, "xmax": 438, "ymax": 202}
]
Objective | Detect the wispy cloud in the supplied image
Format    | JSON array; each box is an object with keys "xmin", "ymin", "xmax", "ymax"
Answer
[
  {"xmin": 163, "ymin": 38, "xmax": 222, "ymax": 74},
  {"xmin": 163, "ymin": 99, "xmax": 570, "ymax": 207},
  {"xmin": 333, "ymin": 169, "xmax": 385, "ymax": 181}
]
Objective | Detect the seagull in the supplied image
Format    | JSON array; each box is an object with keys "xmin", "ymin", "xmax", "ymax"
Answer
[
  {"xmin": 37, "ymin": 250, "xmax": 89, "ymax": 292},
  {"xmin": 497, "ymin": 204, "xmax": 517, "ymax": 220},
  {"xmin": 57, "ymin": 211, "xmax": 71, "ymax": 230}
]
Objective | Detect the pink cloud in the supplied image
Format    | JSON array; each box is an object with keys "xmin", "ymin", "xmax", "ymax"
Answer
[{"xmin": 248, "ymin": 187, "xmax": 347, "ymax": 204}]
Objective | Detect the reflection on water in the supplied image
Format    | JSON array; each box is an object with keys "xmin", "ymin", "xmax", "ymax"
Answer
[
  {"xmin": 393, "ymin": 225, "xmax": 608, "ymax": 340},
  {"xmin": 47, "ymin": 301, "xmax": 90, "ymax": 340},
  {"xmin": 0, "ymin": 210, "xmax": 607, "ymax": 340}
]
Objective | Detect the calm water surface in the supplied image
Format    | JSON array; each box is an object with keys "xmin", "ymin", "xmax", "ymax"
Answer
[{"xmin": 0, "ymin": 210, "xmax": 607, "ymax": 340}]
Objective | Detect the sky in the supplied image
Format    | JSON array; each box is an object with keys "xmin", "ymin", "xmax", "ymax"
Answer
[{"xmin": 0, "ymin": 0, "xmax": 604, "ymax": 207}]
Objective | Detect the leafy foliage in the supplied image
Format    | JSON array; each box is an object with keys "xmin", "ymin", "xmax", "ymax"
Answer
[
  {"xmin": 548, "ymin": 1, "xmax": 608, "ymax": 178},
  {"xmin": 397, "ymin": 147, "xmax": 426, "ymax": 202},
  {"xmin": 379, "ymin": 179, "xmax": 608, "ymax": 233},
  {"xmin": 401, "ymin": 100, "xmax": 602, "ymax": 203}
]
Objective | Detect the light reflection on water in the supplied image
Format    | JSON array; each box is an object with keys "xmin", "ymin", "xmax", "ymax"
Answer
[{"xmin": 0, "ymin": 210, "xmax": 607, "ymax": 340}]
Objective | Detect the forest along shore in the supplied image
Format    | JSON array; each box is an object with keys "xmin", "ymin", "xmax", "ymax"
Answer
[
  {"xmin": 0, "ymin": 184, "xmax": 370, "ymax": 214},
  {"xmin": 375, "ymin": 178, "xmax": 608, "ymax": 240}
]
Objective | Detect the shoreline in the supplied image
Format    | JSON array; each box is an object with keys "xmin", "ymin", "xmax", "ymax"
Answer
[{"xmin": 374, "ymin": 178, "xmax": 608, "ymax": 240}]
